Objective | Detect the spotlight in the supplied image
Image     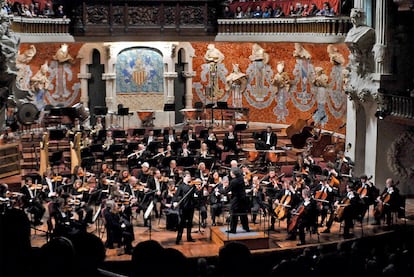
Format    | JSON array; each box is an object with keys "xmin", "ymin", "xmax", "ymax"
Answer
[{"xmin": 375, "ymin": 110, "xmax": 388, "ymax": 120}]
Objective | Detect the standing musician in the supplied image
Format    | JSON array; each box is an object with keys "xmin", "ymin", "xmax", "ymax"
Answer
[
  {"xmin": 20, "ymin": 177, "xmax": 46, "ymax": 225},
  {"xmin": 373, "ymin": 178, "xmax": 400, "ymax": 226},
  {"xmin": 69, "ymin": 179, "xmax": 94, "ymax": 225},
  {"xmin": 271, "ymin": 180, "xmax": 300, "ymax": 232},
  {"xmin": 208, "ymin": 172, "xmax": 225, "ymax": 226},
  {"xmin": 356, "ymin": 174, "xmax": 378, "ymax": 220},
  {"xmin": 250, "ymin": 176, "xmax": 267, "ymax": 224},
  {"xmin": 223, "ymin": 167, "xmax": 250, "ymax": 233},
  {"xmin": 103, "ymin": 200, "xmax": 134, "ymax": 254},
  {"xmin": 193, "ymin": 178, "xmax": 209, "ymax": 228},
  {"xmin": 333, "ymin": 183, "xmax": 362, "ymax": 238},
  {"xmin": 290, "ymin": 187, "xmax": 318, "ymax": 246},
  {"xmin": 173, "ymin": 171, "xmax": 197, "ymax": 244},
  {"xmin": 223, "ymin": 124, "xmax": 239, "ymax": 153}
]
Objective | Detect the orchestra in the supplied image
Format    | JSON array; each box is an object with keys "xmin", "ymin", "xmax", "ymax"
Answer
[{"xmin": 0, "ymin": 113, "xmax": 407, "ymax": 256}]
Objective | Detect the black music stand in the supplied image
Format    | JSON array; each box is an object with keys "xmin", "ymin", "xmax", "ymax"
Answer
[
  {"xmin": 107, "ymin": 143, "xmax": 125, "ymax": 170},
  {"xmin": 117, "ymin": 107, "xmax": 129, "ymax": 129},
  {"xmin": 188, "ymin": 140, "xmax": 201, "ymax": 151},
  {"xmin": 49, "ymin": 128, "xmax": 66, "ymax": 141},
  {"xmin": 153, "ymin": 129, "xmax": 162, "ymax": 137},
  {"xmin": 61, "ymin": 107, "xmax": 77, "ymax": 122},
  {"xmin": 81, "ymin": 156, "xmax": 96, "ymax": 171},
  {"xmin": 112, "ymin": 129, "xmax": 126, "ymax": 139},
  {"xmin": 235, "ymin": 123, "xmax": 247, "ymax": 146},
  {"xmin": 205, "ymin": 103, "xmax": 215, "ymax": 126},
  {"xmin": 198, "ymin": 157, "xmax": 215, "ymax": 170},
  {"xmin": 177, "ymin": 156, "xmax": 196, "ymax": 168},
  {"xmin": 94, "ymin": 106, "xmax": 108, "ymax": 116},
  {"xmin": 132, "ymin": 128, "xmax": 145, "ymax": 137},
  {"xmin": 147, "ymin": 141, "xmax": 162, "ymax": 155}
]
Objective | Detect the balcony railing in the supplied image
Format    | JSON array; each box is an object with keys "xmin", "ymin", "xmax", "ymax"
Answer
[
  {"xmin": 384, "ymin": 94, "xmax": 414, "ymax": 119},
  {"xmin": 216, "ymin": 16, "xmax": 351, "ymax": 42},
  {"xmin": 12, "ymin": 17, "xmax": 71, "ymax": 34}
]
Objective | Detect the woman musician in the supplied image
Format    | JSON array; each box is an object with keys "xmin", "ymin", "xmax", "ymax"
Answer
[
  {"xmin": 250, "ymin": 176, "xmax": 268, "ymax": 225},
  {"xmin": 68, "ymin": 179, "xmax": 94, "ymax": 225}
]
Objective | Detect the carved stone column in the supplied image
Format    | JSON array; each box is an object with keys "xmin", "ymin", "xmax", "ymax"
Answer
[
  {"xmin": 77, "ymin": 72, "xmax": 91, "ymax": 107},
  {"xmin": 345, "ymin": 98, "xmax": 357, "ymax": 163},
  {"xmin": 373, "ymin": 0, "xmax": 390, "ymax": 75},
  {"xmin": 182, "ymin": 71, "xmax": 196, "ymax": 109},
  {"xmin": 102, "ymin": 72, "xmax": 117, "ymax": 112},
  {"xmin": 364, "ymin": 102, "xmax": 379, "ymax": 183},
  {"xmin": 164, "ymin": 71, "xmax": 178, "ymax": 103}
]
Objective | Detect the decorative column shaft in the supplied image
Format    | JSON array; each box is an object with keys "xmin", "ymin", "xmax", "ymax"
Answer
[
  {"xmin": 164, "ymin": 71, "xmax": 178, "ymax": 103},
  {"xmin": 77, "ymin": 72, "xmax": 91, "ymax": 107},
  {"xmin": 373, "ymin": 0, "xmax": 390, "ymax": 75},
  {"xmin": 182, "ymin": 71, "xmax": 196, "ymax": 109}
]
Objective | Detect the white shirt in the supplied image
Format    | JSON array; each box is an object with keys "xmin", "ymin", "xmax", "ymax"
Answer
[{"xmin": 266, "ymin": 133, "xmax": 271, "ymax": 145}]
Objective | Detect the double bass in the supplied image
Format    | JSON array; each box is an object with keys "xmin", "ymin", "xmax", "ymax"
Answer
[
  {"xmin": 311, "ymin": 123, "xmax": 346, "ymax": 158},
  {"xmin": 287, "ymin": 204, "xmax": 305, "ymax": 232}
]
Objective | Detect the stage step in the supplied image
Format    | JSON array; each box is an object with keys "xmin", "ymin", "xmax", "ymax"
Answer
[{"xmin": 210, "ymin": 226, "xmax": 270, "ymax": 250}]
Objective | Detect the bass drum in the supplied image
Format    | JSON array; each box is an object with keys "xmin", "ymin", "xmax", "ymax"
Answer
[
  {"xmin": 17, "ymin": 103, "xmax": 40, "ymax": 125},
  {"xmin": 72, "ymin": 103, "xmax": 90, "ymax": 122}
]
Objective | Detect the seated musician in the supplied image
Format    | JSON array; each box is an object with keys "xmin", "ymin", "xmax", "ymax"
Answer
[
  {"xmin": 69, "ymin": 179, "xmax": 93, "ymax": 225},
  {"xmin": 102, "ymin": 130, "xmax": 114, "ymax": 152},
  {"xmin": 42, "ymin": 169, "xmax": 57, "ymax": 200},
  {"xmin": 120, "ymin": 175, "xmax": 138, "ymax": 199},
  {"xmin": 242, "ymin": 165, "xmax": 253, "ymax": 187},
  {"xmin": 162, "ymin": 181, "xmax": 179, "ymax": 231},
  {"xmin": 194, "ymin": 178, "xmax": 209, "ymax": 228},
  {"xmin": 143, "ymin": 129, "xmax": 157, "ymax": 146},
  {"xmin": 195, "ymin": 162, "xmax": 210, "ymax": 185},
  {"xmin": 203, "ymin": 127, "xmax": 222, "ymax": 160},
  {"xmin": 293, "ymin": 154, "xmax": 312, "ymax": 176},
  {"xmin": 223, "ymin": 125, "xmax": 239, "ymax": 153},
  {"xmin": 119, "ymin": 170, "xmax": 131, "ymax": 187},
  {"xmin": 314, "ymin": 176, "xmax": 337, "ymax": 233},
  {"xmin": 164, "ymin": 159, "xmax": 181, "ymax": 185},
  {"xmin": 198, "ymin": 142, "xmax": 210, "ymax": 158},
  {"xmin": 335, "ymin": 151, "xmax": 354, "ymax": 176},
  {"xmin": 20, "ymin": 177, "xmax": 46, "ymax": 226},
  {"xmin": 270, "ymin": 180, "xmax": 300, "ymax": 232},
  {"xmin": 181, "ymin": 127, "xmax": 197, "ymax": 143},
  {"xmin": 250, "ymin": 176, "xmax": 267, "ymax": 224},
  {"xmin": 103, "ymin": 200, "xmax": 134, "ymax": 254},
  {"xmin": 4, "ymin": 103, "xmax": 19, "ymax": 132},
  {"xmin": 136, "ymin": 162, "xmax": 151, "ymax": 185},
  {"xmin": 91, "ymin": 116, "xmax": 104, "ymax": 136},
  {"xmin": 177, "ymin": 142, "xmax": 193, "ymax": 157},
  {"xmin": 290, "ymin": 187, "xmax": 318, "ymax": 246},
  {"xmin": 163, "ymin": 127, "xmax": 177, "ymax": 147},
  {"xmin": 333, "ymin": 183, "xmax": 363, "ymax": 238},
  {"xmin": 100, "ymin": 163, "xmax": 116, "ymax": 180},
  {"xmin": 260, "ymin": 126, "xmax": 278, "ymax": 150},
  {"xmin": 208, "ymin": 171, "xmax": 225, "ymax": 226},
  {"xmin": 356, "ymin": 174, "xmax": 378, "ymax": 220},
  {"xmin": 373, "ymin": 178, "xmax": 400, "ymax": 226},
  {"xmin": 70, "ymin": 117, "xmax": 84, "ymax": 133},
  {"xmin": 147, "ymin": 168, "xmax": 167, "ymax": 218},
  {"xmin": 128, "ymin": 143, "xmax": 149, "ymax": 170}
]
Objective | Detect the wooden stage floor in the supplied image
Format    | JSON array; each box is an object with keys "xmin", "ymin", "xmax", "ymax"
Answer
[{"xmin": 30, "ymin": 198, "xmax": 414, "ymax": 262}]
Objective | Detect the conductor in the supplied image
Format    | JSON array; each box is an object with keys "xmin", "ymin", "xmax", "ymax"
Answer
[
  {"xmin": 173, "ymin": 171, "xmax": 196, "ymax": 244},
  {"xmin": 224, "ymin": 168, "xmax": 250, "ymax": 233}
]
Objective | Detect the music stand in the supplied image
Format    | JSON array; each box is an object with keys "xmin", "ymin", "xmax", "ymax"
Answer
[
  {"xmin": 153, "ymin": 129, "xmax": 162, "ymax": 137},
  {"xmin": 198, "ymin": 157, "xmax": 215, "ymax": 170},
  {"xmin": 164, "ymin": 104, "xmax": 175, "ymax": 127},
  {"xmin": 49, "ymin": 128, "xmax": 66, "ymax": 141},
  {"xmin": 235, "ymin": 123, "xmax": 247, "ymax": 146},
  {"xmin": 94, "ymin": 106, "xmax": 108, "ymax": 116},
  {"xmin": 199, "ymin": 129, "xmax": 208, "ymax": 140},
  {"xmin": 112, "ymin": 129, "xmax": 126, "ymax": 139},
  {"xmin": 205, "ymin": 103, "xmax": 214, "ymax": 126},
  {"xmin": 188, "ymin": 140, "xmax": 201, "ymax": 151},
  {"xmin": 143, "ymin": 201, "xmax": 160, "ymax": 239},
  {"xmin": 147, "ymin": 141, "xmax": 162, "ymax": 155},
  {"xmin": 117, "ymin": 107, "xmax": 129, "ymax": 129},
  {"xmin": 132, "ymin": 128, "xmax": 145, "ymax": 137},
  {"xmin": 81, "ymin": 156, "xmax": 96, "ymax": 171},
  {"xmin": 177, "ymin": 156, "xmax": 195, "ymax": 168}
]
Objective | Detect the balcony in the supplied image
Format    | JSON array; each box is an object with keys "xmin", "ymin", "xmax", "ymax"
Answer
[
  {"xmin": 216, "ymin": 16, "xmax": 352, "ymax": 43},
  {"xmin": 11, "ymin": 16, "xmax": 73, "ymax": 42},
  {"xmin": 71, "ymin": 0, "xmax": 219, "ymax": 41},
  {"xmin": 383, "ymin": 94, "xmax": 414, "ymax": 120}
]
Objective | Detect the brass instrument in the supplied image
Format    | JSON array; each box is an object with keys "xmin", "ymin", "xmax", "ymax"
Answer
[
  {"xmin": 70, "ymin": 132, "xmax": 82, "ymax": 173},
  {"xmin": 39, "ymin": 132, "xmax": 49, "ymax": 175}
]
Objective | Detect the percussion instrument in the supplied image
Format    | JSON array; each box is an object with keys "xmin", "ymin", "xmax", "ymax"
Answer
[
  {"xmin": 17, "ymin": 103, "xmax": 40, "ymax": 125},
  {"xmin": 72, "ymin": 102, "xmax": 90, "ymax": 122}
]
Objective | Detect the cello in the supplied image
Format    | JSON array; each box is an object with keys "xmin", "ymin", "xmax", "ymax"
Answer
[
  {"xmin": 287, "ymin": 204, "xmax": 305, "ymax": 232},
  {"xmin": 274, "ymin": 194, "xmax": 292, "ymax": 220},
  {"xmin": 311, "ymin": 123, "xmax": 346, "ymax": 158}
]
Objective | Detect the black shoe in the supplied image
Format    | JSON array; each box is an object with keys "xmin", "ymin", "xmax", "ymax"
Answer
[
  {"xmin": 34, "ymin": 220, "xmax": 43, "ymax": 226},
  {"xmin": 343, "ymin": 233, "xmax": 354, "ymax": 239},
  {"xmin": 201, "ymin": 222, "xmax": 207, "ymax": 228},
  {"xmin": 212, "ymin": 223, "xmax": 216, "ymax": 226},
  {"xmin": 187, "ymin": 237, "xmax": 195, "ymax": 242},
  {"xmin": 244, "ymin": 229, "xmax": 250, "ymax": 232},
  {"xmin": 286, "ymin": 235, "xmax": 296, "ymax": 241},
  {"xmin": 175, "ymin": 239, "xmax": 181, "ymax": 245},
  {"xmin": 321, "ymin": 228, "xmax": 330, "ymax": 233},
  {"xmin": 226, "ymin": 230, "xmax": 236, "ymax": 234},
  {"xmin": 267, "ymin": 226, "xmax": 275, "ymax": 231},
  {"xmin": 297, "ymin": 242, "xmax": 306, "ymax": 246}
]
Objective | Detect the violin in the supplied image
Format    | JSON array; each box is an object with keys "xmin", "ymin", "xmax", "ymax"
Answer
[
  {"xmin": 52, "ymin": 175, "xmax": 63, "ymax": 182},
  {"xmin": 122, "ymin": 174, "xmax": 131, "ymax": 183}
]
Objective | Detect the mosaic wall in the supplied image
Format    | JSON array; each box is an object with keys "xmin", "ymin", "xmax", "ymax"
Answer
[
  {"xmin": 191, "ymin": 42, "xmax": 349, "ymax": 133},
  {"xmin": 115, "ymin": 47, "xmax": 164, "ymax": 94}
]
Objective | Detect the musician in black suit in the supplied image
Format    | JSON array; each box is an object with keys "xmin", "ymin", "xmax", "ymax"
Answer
[
  {"xmin": 294, "ymin": 187, "xmax": 318, "ymax": 245},
  {"xmin": 143, "ymin": 129, "xmax": 157, "ymax": 146},
  {"xmin": 374, "ymin": 178, "xmax": 400, "ymax": 226},
  {"xmin": 334, "ymin": 183, "xmax": 362, "ymax": 238},
  {"xmin": 356, "ymin": 174, "xmax": 378, "ymax": 220},
  {"xmin": 146, "ymin": 169, "xmax": 166, "ymax": 218},
  {"xmin": 173, "ymin": 171, "xmax": 196, "ymax": 244},
  {"xmin": 223, "ymin": 167, "xmax": 250, "ymax": 233},
  {"xmin": 203, "ymin": 127, "xmax": 222, "ymax": 160},
  {"xmin": 20, "ymin": 177, "xmax": 45, "ymax": 225},
  {"xmin": 261, "ymin": 126, "xmax": 278, "ymax": 150},
  {"xmin": 163, "ymin": 127, "xmax": 178, "ymax": 147},
  {"xmin": 103, "ymin": 200, "xmax": 134, "ymax": 254},
  {"xmin": 250, "ymin": 176, "xmax": 268, "ymax": 224},
  {"xmin": 181, "ymin": 128, "xmax": 197, "ymax": 143}
]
